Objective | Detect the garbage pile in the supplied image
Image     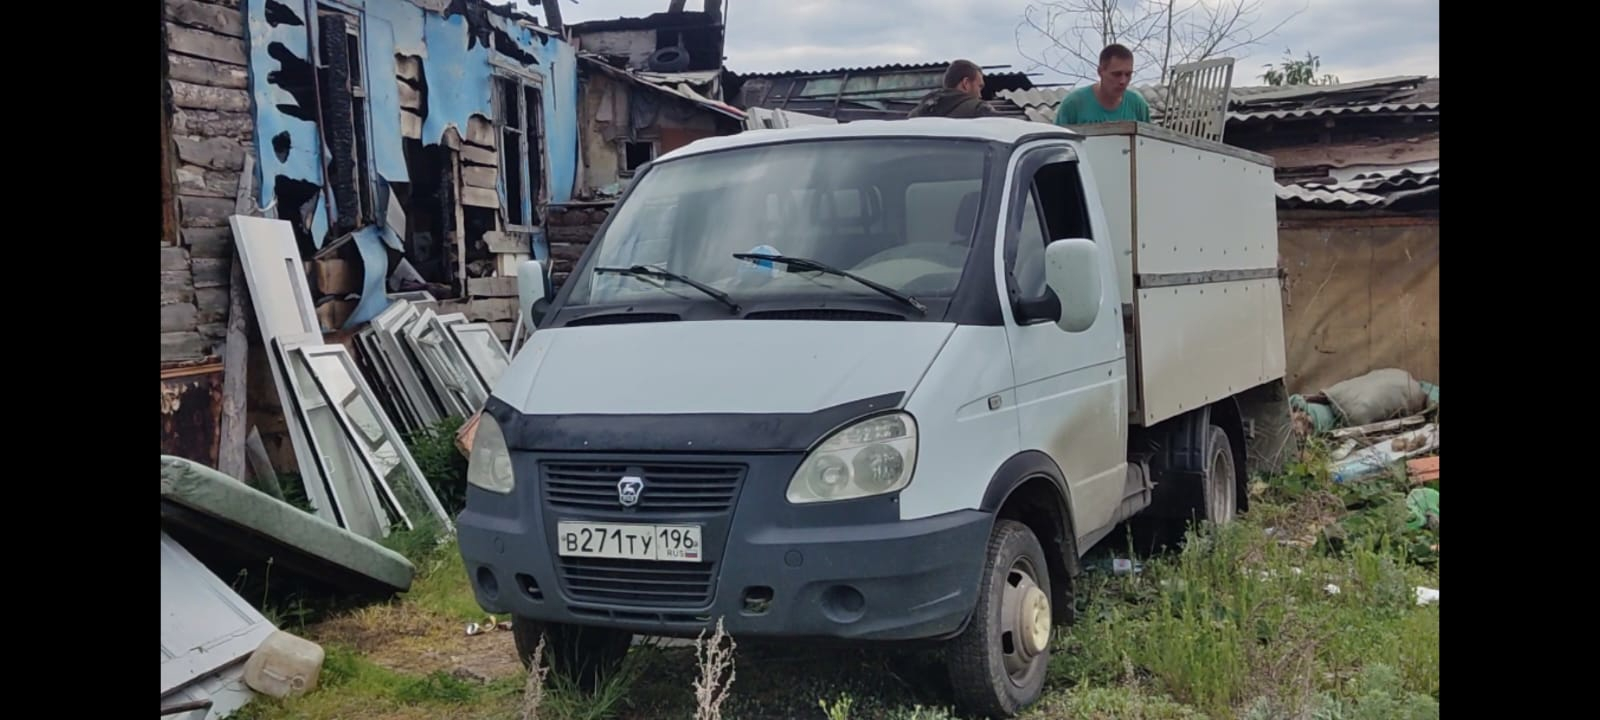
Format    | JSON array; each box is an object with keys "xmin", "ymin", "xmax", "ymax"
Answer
[{"xmin": 1289, "ymin": 368, "xmax": 1440, "ymax": 486}]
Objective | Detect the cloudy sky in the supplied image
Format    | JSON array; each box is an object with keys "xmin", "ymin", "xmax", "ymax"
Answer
[{"xmin": 518, "ymin": 0, "xmax": 1437, "ymax": 87}]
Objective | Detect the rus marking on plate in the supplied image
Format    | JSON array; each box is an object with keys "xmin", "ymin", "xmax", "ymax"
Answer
[{"xmin": 617, "ymin": 475, "xmax": 644, "ymax": 508}]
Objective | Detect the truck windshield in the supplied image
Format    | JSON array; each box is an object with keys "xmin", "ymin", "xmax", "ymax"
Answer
[{"xmin": 562, "ymin": 138, "xmax": 989, "ymax": 314}]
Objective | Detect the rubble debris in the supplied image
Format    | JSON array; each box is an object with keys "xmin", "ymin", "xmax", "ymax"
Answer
[
  {"xmin": 243, "ymin": 630, "xmax": 325, "ymax": 700},
  {"xmin": 1406, "ymin": 456, "xmax": 1440, "ymax": 484},
  {"xmin": 1330, "ymin": 424, "xmax": 1438, "ymax": 483},
  {"xmin": 1406, "ymin": 488, "xmax": 1440, "ymax": 531},
  {"xmin": 1290, "ymin": 368, "xmax": 1439, "ymax": 436},
  {"xmin": 161, "ymin": 455, "xmax": 417, "ymax": 598}
]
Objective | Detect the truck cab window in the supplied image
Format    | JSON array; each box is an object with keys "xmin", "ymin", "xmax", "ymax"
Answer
[{"xmin": 1011, "ymin": 160, "xmax": 1094, "ymax": 302}]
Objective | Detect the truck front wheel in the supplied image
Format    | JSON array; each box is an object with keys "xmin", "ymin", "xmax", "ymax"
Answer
[
  {"xmin": 512, "ymin": 617, "xmax": 633, "ymax": 691},
  {"xmin": 945, "ymin": 519, "xmax": 1052, "ymax": 718}
]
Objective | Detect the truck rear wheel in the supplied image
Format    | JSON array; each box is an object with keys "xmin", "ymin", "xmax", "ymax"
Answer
[
  {"xmin": 1201, "ymin": 425, "xmax": 1238, "ymax": 524},
  {"xmin": 945, "ymin": 519, "xmax": 1052, "ymax": 718},
  {"xmin": 512, "ymin": 617, "xmax": 633, "ymax": 691}
]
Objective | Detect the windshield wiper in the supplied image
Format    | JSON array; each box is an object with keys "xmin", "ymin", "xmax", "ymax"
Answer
[
  {"xmin": 732, "ymin": 253, "xmax": 927, "ymax": 315},
  {"xmin": 593, "ymin": 264, "xmax": 743, "ymax": 314}
]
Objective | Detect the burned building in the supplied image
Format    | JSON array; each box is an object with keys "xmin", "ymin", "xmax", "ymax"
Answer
[{"xmin": 160, "ymin": 0, "xmax": 743, "ymax": 474}]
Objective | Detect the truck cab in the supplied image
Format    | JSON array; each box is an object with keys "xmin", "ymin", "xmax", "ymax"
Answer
[{"xmin": 458, "ymin": 116, "xmax": 1290, "ymax": 718}]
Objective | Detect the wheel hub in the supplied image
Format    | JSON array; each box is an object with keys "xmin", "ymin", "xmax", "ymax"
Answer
[{"xmin": 1020, "ymin": 585, "xmax": 1051, "ymax": 655}]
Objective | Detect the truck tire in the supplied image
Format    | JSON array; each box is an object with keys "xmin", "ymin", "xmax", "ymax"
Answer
[
  {"xmin": 1201, "ymin": 425, "xmax": 1238, "ymax": 524},
  {"xmin": 512, "ymin": 617, "xmax": 633, "ymax": 691},
  {"xmin": 945, "ymin": 519, "xmax": 1052, "ymax": 718}
]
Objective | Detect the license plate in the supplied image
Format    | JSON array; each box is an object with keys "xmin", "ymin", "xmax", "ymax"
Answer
[{"xmin": 556, "ymin": 521, "xmax": 703, "ymax": 562}]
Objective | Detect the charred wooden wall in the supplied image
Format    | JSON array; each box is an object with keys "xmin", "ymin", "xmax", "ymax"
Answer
[{"xmin": 161, "ymin": 0, "xmax": 252, "ymax": 368}]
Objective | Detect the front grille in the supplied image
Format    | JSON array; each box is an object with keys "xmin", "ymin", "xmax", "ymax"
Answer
[
  {"xmin": 559, "ymin": 557, "xmax": 715, "ymax": 607},
  {"xmin": 542, "ymin": 462, "xmax": 743, "ymax": 514}
]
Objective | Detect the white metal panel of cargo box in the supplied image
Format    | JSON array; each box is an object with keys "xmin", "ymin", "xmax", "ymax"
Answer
[
  {"xmin": 1131, "ymin": 135, "xmax": 1278, "ymax": 275},
  {"xmin": 1078, "ymin": 134, "xmax": 1137, "ymax": 307},
  {"xmin": 1135, "ymin": 277, "xmax": 1287, "ymax": 425}
]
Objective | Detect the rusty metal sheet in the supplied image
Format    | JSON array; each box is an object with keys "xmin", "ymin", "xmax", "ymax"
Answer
[{"xmin": 160, "ymin": 364, "xmax": 224, "ymax": 468}]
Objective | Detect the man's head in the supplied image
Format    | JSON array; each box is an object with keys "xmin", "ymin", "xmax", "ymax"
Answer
[
  {"xmin": 1097, "ymin": 44, "xmax": 1135, "ymax": 97},
  {"xmin": 944, "ymin": 59, "xmax": 985, "ymax": 99}
]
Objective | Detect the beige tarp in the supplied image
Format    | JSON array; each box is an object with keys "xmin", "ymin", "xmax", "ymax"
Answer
[{"xmin": 1279, "ymin": 217, "xmax": 1439, "ymax": 395}]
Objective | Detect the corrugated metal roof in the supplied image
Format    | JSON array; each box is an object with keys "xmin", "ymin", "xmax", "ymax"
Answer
[
  {"xmin": 1279, "ymin": 167, "xmax": 1439, "ymax": 209},
  {"xmin": 999, "ymin": 77, "xmax": 1439, "ymax": 124},
  {"xmin": 735, "ymin": 61, "xmax": 1032, "ymax": 81},
  {"xmin": 579, "ymin": 54, "xmax": 746, "ymax": 120},
  {"xmin": 1232, "ymin": 102, "xmax": 1438, "ymax": 122},
  {"xmin": 1276, "ymin": 184, "xmax": 1386, "ymax": 209}
]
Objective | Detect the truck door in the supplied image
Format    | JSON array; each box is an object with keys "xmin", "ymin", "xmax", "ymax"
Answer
[{"xmin": 998, "ymin": 143, "xmax": 1130, "ymax": 545}]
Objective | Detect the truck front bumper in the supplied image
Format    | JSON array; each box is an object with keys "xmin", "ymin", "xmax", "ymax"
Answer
[{"xmin": 457, "ymin": 452, "xmax": 992, "ymax": 641}]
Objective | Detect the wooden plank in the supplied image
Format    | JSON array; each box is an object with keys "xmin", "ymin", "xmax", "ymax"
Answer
[
  {"xmin": 489, "ymin": 320, "xmax": 516, "ymax": 343},
  {"xmin": 172, "ymin": 108, "xmax": 253, "ymax": 139},
  {"xmin": 400, "ymin": 110, "xmax": 423, "ymax": 140},
  {"xmin": 467, "ymin": 117, "xmax": 497, "ymax": 147},
  {"xmin": 313, "ymin": 258, "xmax": 359, "ymax": 295},
  {"xmin": 398, "ymin": 81, "xmax": 423, "ymax": 110},
  {"xmin": 166, "ymin": 24, "xmax": 247, "ymax": 65},
  {"xmin": 162, "ymin": 332, "xmax": 213, "ymax": 363},
  {"xmin": 216, "ymin": 150, "xmax": 257, "ymax": 483},
  {"xmin": 481, "ymin": 231, "xmax": 527, "ymax": 254},
  {"xmin": 452, "ymin": 152, "xmax": 469, "ymax": 296},
  {"xmin": 443, "ymin": 127, "xmax": 463, "ymax": 150},
  {"xmin": 396, "ymin": 56, "xmax": 423, "ymax": 82},
  {"xmin": 191, "ymin": 257, "xmax": 231, "ymax": 288},
  {"xmin": 462, "ymin": 186, "xmax": 500, "ymax": 208},
  {"xmin": 161, "ymin": 246, "xmax": 192, "ymax": 271},
  {"xmin": 176, "ymin": 164, "xmax": 240, "ymax": 198},
  {"xmin": 179, "ymin": 196, "xmax": 237, "ymax": 227},
  {"xmin": 195, "ymin": 288, "xmax": 230, "ymax": 324},
  {"xmin": 440, "ymin": 298, "xmax": 518, "ymax": 323},
  {"xmin": 468, "ymin": 276, "xmax": 519, "ymax": 297},
  {"xmin": 174, "ymin": 136, "xmax": 245, "ymax": 171},
  {"xmin": 164, "ymin": 0, "xmax": 246, "ymax": 38},
  {"xmin": 162, "ymin": 302, "xmax": 201, "ymax": 333},
  {"xmin": 184, "ymin": 226, "xmax": 233, "ymax": 257},
  {"xmin": 162, "ymin": 270, "xmax": 197, "ymax": 305},
  {"xmin": 167, "ymin": 53, "xmax": 249, "ymax": 89},
  {"xmin": 463, "ymin": 165, "xmax": 498, "ymax": 189},
  {"xmin": 170, "ymin": 79, "xmax": 251, "ymax": 113},
  {"xmin": 462, "ymin": 144, "xmax": 498, "ymax": 166}
]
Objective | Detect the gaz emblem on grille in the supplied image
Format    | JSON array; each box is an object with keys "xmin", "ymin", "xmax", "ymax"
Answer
[{"xmin": 617, "ymin": 475, "xmax": 644, "ymax": 508}]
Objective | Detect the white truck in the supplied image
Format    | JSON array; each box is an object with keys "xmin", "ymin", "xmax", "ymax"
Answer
[{"xmin": 458, "ymin": 117, "xmax": 1292, "ymax": 717}]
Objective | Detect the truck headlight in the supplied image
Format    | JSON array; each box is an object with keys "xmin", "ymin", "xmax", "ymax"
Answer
[
  {"xmin": 786, "ymin": 412, "xmax": 918, "ymax": 504},
  {"xmin": 466, "ymin": 413, "xmax": 515, "ymax": 494}
]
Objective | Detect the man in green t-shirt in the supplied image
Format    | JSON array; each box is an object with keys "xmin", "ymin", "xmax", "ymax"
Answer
[{"xmin": 1054, "ymin": 44, "xmax": 1151, "ymax": 126}]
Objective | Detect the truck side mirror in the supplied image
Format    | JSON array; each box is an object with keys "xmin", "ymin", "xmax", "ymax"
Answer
[
  {"xmin": 517, "ymin": 259, "xmax": 547, "ymax": 326},
  {"xmin": 1044, "ymin": 238, "xmax": 1101, "ymax": 333}
]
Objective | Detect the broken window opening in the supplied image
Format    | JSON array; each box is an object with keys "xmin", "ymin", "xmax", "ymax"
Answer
[
  {"xmin": 493, "ymin": 71, "xmax": 546, "ymax": 230},
  {"xmin": 317, "ymin": 8, "xmax": 377, "ymax": 235},
  {"xmin": 399, "ymin": 139, "xmax": 455, "ymax": 293},
  {"xmin": 623, "ymin": 141, "xmax": 656, "ymax": 174}
]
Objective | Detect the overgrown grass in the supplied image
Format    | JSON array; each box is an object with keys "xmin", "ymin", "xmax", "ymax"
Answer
[
  {"xmin": 1042, "ymin": 440, "xmax": 1440, "ymax": 719},
  {"xmin": 236, "ymin": 436, "xmax": 1438, "ymax": 720},
  {"xmin": 405, "ymin": 415, "xmax": 470, "ymax": 517}
]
